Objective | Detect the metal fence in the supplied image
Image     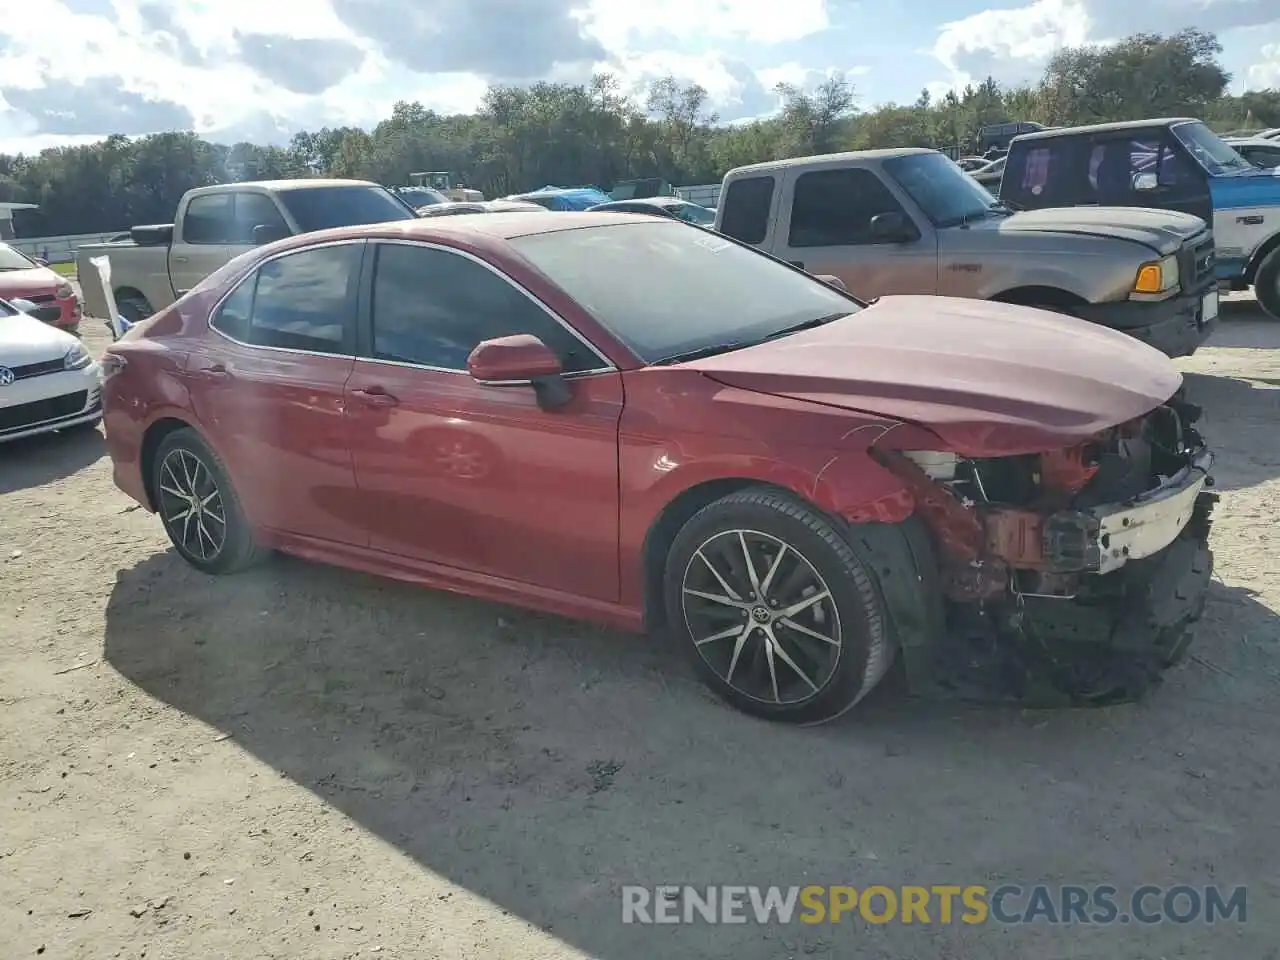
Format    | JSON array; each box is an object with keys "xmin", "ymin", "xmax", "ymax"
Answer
[
  {"xmin": 9, "ymin": 232, "xmax": 121, "ymax": 266},
  {"xmin": 675, "ymin": 183, "xmax": 721, "ymax": 208}
]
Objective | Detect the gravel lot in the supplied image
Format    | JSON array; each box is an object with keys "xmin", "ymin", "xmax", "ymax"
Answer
[{"xmin": 2, "ymin": 300, "xmax": 1278, "ymax": 959}]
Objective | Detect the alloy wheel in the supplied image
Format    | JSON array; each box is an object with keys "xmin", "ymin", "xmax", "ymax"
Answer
[
  {"xmin": 681, "ymin": 529, "xmax": 843, "ymax": 705},
  {"xmin": 157, "ymin": 448, "xmax": 227, "ymax": 561}
]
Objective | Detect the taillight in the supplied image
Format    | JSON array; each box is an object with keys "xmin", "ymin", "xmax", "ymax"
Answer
[{"xmin": 101, "ymin": 354, "xmax": 127, "ymax": 380}]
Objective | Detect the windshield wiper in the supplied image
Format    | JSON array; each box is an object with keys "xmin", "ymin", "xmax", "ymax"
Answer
[
  {"xmin": 759, "ymin": 312, "xmax": 850, "ymax": 342},
  {"xmin": 652, "ymin": 342, "xmax": 752, "ymax": 365}
]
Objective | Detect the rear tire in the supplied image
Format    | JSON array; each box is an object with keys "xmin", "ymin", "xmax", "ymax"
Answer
[
  {"xmin": 1254, "ymin": 248, "xmax": 1280, "ymax": 320},
  {"xmin": 663, "ymin": 486, "xmax": 896, "ymax": 724},
  {"xmin": 152, "ymin": 427, "xmax": 267, "ymax": 575},
  {"xmin": 116, "ymin": 292, "xmax": 154, "ymax": 325}
]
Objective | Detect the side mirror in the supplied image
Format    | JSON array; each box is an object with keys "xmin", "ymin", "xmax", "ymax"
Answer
[
  {"xmin": 868, "ymin": 212, "xmax": 917, "ymax": 244},
  {"xmin": 252, "ymin": 223, "xmax": 290, "ymax": 245},
  {"xmin": 1132, "ymin": 172, "xmax": 1159, "ymax": 192},
  {"xmin": 814, "ymin": 274, "xmax": 847, "ymax": 292},
  {"xmin": 467, "ymin": 334, "xmax": 571, "ymax": 409}
]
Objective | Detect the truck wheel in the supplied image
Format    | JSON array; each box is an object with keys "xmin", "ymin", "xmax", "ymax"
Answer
[
  {"xmin": 663, "ymin": 486, "xmax": 897, "ymax": 725},
  {"xmin": 116, "ymin": 292, "xmax": 154, "ymax": 325},
  {"xmin": 1254, "ymin": 248, "xmax": 1280, "ymax": 320}
]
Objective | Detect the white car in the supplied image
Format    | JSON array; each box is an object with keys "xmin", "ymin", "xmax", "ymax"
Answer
[{"xmin": 1, "ymin": 298, "xmax": 102, "ymax": 442}]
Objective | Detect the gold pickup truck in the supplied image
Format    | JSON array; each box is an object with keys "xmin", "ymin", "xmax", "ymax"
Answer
[{"xmin": 76, "ymin": 179, "xmax": 419, "ymax": 323}]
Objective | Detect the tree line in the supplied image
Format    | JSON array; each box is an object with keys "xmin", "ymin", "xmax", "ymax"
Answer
[{"xmin": 3, "ymin": 28, "xmax": 1279, "ymax": 238}]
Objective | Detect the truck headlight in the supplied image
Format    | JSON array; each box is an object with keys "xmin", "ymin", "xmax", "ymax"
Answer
[
  {"xmin": 1132, "ymin": 255, "xmax": 1179, "ymax": 294},
  {"xmin": 64, "ymin": 341, "xmax": 92, "ymax": 370},
  {"xmin": 55, "ymin": 281, "xmax": 75, "ymax": 300}
]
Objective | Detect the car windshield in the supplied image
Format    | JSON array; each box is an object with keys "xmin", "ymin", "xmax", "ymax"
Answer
[
  {"xmin": 1171, "ymin": 121, "xmax": 1254, "ymax": 175},
  {"xmin": 396, "ymin": 186, "xmax": 448, "ymax": 207},
  {"xmin": 277, "ymin": 185, "xmax": 419, "ymax": 232},
  {"xmin": 883, "ymin": 152, "xmax": 1002, "ymax": 227},
  {"xmin": 0, "ymin": 243, "xmax": 36, "ymax": 271},
  {"xmin": 671, "ymin": 202, "xmax": 715, "ymax": 225},
  {"xmin": 510, "ymin": 220, "xmax": 860, "ymax": 364}
]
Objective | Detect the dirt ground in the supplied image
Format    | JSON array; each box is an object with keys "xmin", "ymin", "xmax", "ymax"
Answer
[{"xmin": 2, "ymin": 300, "xmax": 1278, "ymax": 959}]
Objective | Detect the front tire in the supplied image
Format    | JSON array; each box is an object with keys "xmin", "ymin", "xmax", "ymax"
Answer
[
  {"xmin": 152, "ymin": 428, "xmax": 266, "ymax": 574},
  {"xmin": 116, "ymin": 292, "xmax": 154, "ymax": 326},
  {"xmin": 663, "ymin": 486, "xmax": 895, "ymax": 724},
  {"xmin": 1254, "ymin": 247, "xmax": 1280, "ymax": 320}
]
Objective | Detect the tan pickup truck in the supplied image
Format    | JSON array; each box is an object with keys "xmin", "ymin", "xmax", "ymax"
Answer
[
  {"xmin": 714, "ymin": 148, "xmax": 1219, "ymax": 358},
  {"xmin": 76, "ymin": 179, "xmax": 419, "ymax": 322}
]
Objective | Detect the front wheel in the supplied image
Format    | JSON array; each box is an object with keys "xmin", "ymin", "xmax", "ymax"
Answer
[
  {"xmin": 151, "ymin": 428, "xmax": 267, "ymax": 574},
  {"xmin": 116, "ymin": 292, "xmax": 154, "ymax": 326},
  {"xmin": 663, "ymin": 487, "xmax": 896, "ymax": 724},
  {"xmin": 1254, "ymin": 248, "xmax": 1280, "ymax": 320}
]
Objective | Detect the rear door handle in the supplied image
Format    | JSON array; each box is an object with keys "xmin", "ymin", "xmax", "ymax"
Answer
[
  {"xmin": 193, "ymin": 363, "xmax": 230, "ymax": 381},
  {"xmin": 352, "ymin": 386, "xmax": 399, "ymax": 407}
]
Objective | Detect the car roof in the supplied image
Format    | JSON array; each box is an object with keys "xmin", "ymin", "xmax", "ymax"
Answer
[
  {"xmin": 726, "ymin": 147, "xmax": 936, "ymax": 176},
  {"xmin": 1012, "ymin": 118, "xmax": 1200, "ymax": 142},
  {"xmin": 272, "ymin": 211, "xmax": 660, "ymax": 249}
]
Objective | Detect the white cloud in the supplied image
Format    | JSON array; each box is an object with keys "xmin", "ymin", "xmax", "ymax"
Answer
[
  {"xmin": 581, "ymin": 0, "xmax": 830, "ymax": 49},
  {"xmin": 1248, "ymin": 43, "xmax": 1280, "ymax": 88},
  {"xmin": 930, "ymin": 0, "xmax": 1093, "ymax": 90}
]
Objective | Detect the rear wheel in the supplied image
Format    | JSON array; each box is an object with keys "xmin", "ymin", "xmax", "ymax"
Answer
[
  {"xmin": 1254, "ymin": 248, "xmax": 1280, "ymax": 320},
  {"xmin": 116, "ymin": 291, "xmax": 154, "ymax": 325},
  {"xmin": 152, "ymin": 428, "xmax": 267, "ymax": 574},
  {"xmin": 663, "ymin": 487, "xmax": 895, "ymax": 724}
]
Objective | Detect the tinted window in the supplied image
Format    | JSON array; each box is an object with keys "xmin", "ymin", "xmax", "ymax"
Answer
[
  {"xmin": 718, "ymin": 176, "xmax": 774, "ymax": 244},
  {"xmin": 510, "ymin": 220, "xmax": 859, "ymax": 364},
  {"xmin": 789, "ymin": 168, "xmax": 906, "ymax": 247},
  {"xmin": 276, "ymin": 186, "xmax": 417, "ymax": 233},
  {"xmin": 231, "ymin": 193, "xmax": 289, "ymax": 244},
  {"xmin": 211, "ymin": 276, "xmax": 255, "ymax": 341},
  {"xmin": 248, "ymin": 244, "xmax": 360, "ymax": 353},
  {"xmin": 883, "ymin": 153, "xmax": 995, "ymax": 227},
  {"xmin": 369, "ymin": 243, "xmax": 599, "ymax": 373},
  {"xmin": 183, "ymin": 194, "xmax": 234, "ymax": 244}
]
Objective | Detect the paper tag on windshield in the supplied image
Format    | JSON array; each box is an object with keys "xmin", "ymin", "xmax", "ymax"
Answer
[{"xmin": 692, "ymin": 233, "xmax": 732, "ymax": 253}]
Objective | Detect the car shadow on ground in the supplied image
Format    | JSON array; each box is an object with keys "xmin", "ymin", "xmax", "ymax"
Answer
[
  {"xmin": 0, "ymin": 425, "xmax": 105, "ymax": 495},
  {"xmin": 102, "ymin": 550, "xmax": 1280, "ymax": 959},
  {"xmin": 1180, "ymin": 370, "xmax": 1280, "ymax": 493}
]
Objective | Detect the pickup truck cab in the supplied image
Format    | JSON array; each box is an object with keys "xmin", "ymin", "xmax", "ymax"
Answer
[
  {"xmin": 715, "ymin": 148, "xmax": 1218, "ymax": 357},
  {"xmin": 77, "ymin": 179, "xmax": 418, "ymax": 322},
  {"xmin": 999, "ymin": 118, "xmax": 1280, "ymax": 318}
]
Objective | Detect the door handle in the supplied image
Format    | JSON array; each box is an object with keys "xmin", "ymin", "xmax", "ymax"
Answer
[
  {"xmin": 193, "ymin": 363, "xmax": 230, "ymax": 382},
  {"xmin": 352, "ymin": 386, "xmax": 399, "ymax": 407},
  {"xmin": 172, "ymin": 256, "xmax": 190, "ymax": 264},
  {"xmin": 788, "ymin": 260, "xmax": 805, "ymax": 269}
]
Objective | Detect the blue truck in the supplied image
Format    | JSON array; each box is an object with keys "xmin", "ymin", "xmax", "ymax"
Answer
[{"xmin": 1000, "ymin": 118, "xmax": 1280, "ymax": 318}]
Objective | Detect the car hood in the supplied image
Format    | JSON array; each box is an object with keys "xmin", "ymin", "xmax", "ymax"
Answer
[
  {"xmin": 684, "ymin": 296, "xmax": 1182, "ymax": 457},
  {"xmin": 988, "ymin": 207, "xmax": 1207, "ymax": 255},
  {"xmin": 0, "ymin": 266, "xmax": 63, "ymax": 296},
  {"xmin": 0, "ymin": 309, "xmax": 78, "ymax": 364}
]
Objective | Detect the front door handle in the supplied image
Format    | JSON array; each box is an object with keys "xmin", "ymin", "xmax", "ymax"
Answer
[
  {"xmin": 352, "ymin": 386, "xmax": 399, "ymax": 407},
  {"xmin": 172, "ymin": 256, "xmax": 190, "ymax": 264}
]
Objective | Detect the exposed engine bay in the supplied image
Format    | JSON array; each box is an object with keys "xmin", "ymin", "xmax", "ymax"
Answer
[{"xmin": 872, "ymin": 389, "xmax": 1218, "ymax": 706}]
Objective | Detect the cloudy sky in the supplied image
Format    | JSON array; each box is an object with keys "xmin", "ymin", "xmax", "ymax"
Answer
[{"xmin": 0, "ymin": 0, "xmax": 1278, "ymax": 155}]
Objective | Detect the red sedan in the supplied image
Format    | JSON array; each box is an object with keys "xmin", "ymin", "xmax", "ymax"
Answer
[
  {"xmin": 100, "ymin": 213, "xmax": 1217, "ymax": 723},
  {"xmin": 0, "ymin": 243, "xmax": 81, "ymax": 332}
]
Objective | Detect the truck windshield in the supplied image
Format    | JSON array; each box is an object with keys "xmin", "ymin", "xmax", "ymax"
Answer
[
  {"xmin": 510, "ymin": 220, "xmax": 860, "ymax": 364},
  {"xmin": 1170, "ymin": 121, "xmax": 1254, "ymax": 176},
  {"xmin": 277, "ymin": 185, "xmax": 419, "ymax": 232},
  {"xmin": 883, "ymin": 153, "xmax": 1001, "ymax": 227}
]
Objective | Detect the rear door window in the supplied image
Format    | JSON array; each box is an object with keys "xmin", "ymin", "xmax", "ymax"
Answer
[
  {"xmin": 718, "ymin": 176, "xmax": 774, "ymax": 244},
  {"xmin": 245, "ymin": 243, "xmax": 361, "ymax": 354},
  {"xmin": 182, "ymin": 194, "xmax": 234, "ymax": 244},
  {"xmin": 230, "ymin": 193, "xmax": 290, "ymax": 244},
  {"xmin": 788, "ymin": 168, "xmax": 906, "ymax": 247}
]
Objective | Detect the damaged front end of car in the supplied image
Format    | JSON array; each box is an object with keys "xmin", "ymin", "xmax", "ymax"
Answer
[{"xmin": 872, "ymin": 389, "xmax": 1218, "ymax": 707}]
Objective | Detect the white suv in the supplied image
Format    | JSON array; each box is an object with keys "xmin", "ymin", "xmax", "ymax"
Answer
[{"xmin": 0, "ymin": 298, "xmax": 103, "ymax": 442}]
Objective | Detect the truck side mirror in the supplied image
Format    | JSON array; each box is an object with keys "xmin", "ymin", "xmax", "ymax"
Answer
[
  {"xmin": 868, "ymin": 212, "xmax": 917, "ymax": 244},
  {"xmin": 1132, "ymin": 173, "xmax": 1158, "ymax": 192},
  {"xmin": 252, "ymin": 223, "xmax": 290, "ymax": 245}
]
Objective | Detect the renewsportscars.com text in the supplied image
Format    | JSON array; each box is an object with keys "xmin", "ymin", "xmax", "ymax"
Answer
[{"xmin": 621, "ymin": 884, "xmax": 1247, "ymax": 926}]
